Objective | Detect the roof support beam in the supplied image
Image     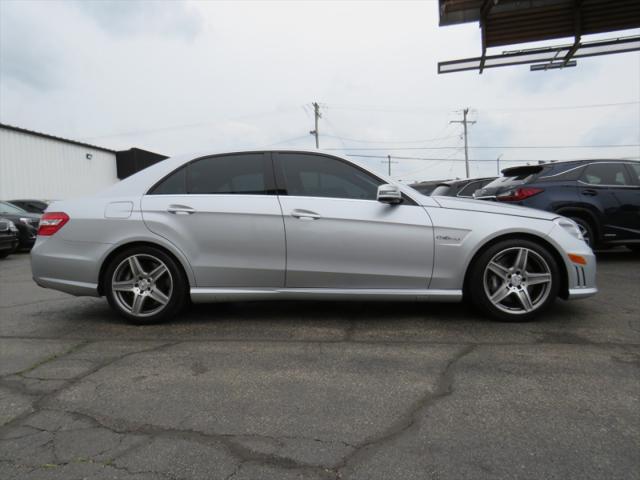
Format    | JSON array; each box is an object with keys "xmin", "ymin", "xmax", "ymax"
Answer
[
  {"xmin": 478, "ymin": 0, "xmax": 498, "ymax": 74},
  {"xmin": 562, "ymin": 0, "xmax": 584, "ymax": 66}
]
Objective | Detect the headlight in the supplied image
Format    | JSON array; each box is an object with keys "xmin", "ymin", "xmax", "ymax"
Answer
[
  {"xmin": 8, "ymin": 221, "xmax": 18, "ymax": 232},
  {"xmin": 19, "ymin": 217, "xmax": 31, "ymax": 226},
  {"xmin": 554, "ymin": 217, "xmax": 584, "ymax": 241}
]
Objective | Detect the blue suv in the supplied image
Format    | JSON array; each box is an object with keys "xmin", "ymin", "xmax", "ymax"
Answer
[{"xmin": 475, "ymin": 159, "xmax": 640, "ymax": 250}]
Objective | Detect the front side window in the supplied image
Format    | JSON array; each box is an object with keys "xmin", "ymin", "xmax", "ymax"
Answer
[
  {"xmin": 581, "ymin": 163, "xmax": 630, "ymax": 186},
  {"xmin": 149, "ymin": 153, "xmax": 273, "ymax": 195},
  {"xmin": 278, "ymin": 153, "xmax": 382, "ymax": 200}
]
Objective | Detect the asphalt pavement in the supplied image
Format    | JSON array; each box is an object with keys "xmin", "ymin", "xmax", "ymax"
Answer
[{"xmin": 0, "ymin": 251, "xmax": 638, "ymax": 480}]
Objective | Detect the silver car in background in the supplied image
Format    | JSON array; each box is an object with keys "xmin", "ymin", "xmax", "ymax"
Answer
[{"xmin": 31, "ymin": 149, "xmax": 596, "ymax": 324}]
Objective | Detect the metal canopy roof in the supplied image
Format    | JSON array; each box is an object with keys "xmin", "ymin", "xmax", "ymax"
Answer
[{"xmin": 438, "ymin": 0, "xmax": 640, "ymax": 73}]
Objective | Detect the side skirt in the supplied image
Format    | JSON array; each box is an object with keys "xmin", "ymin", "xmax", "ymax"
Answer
[{"xmin": 189, "ymin": 288, "xmax": 463, "ymax": 303}]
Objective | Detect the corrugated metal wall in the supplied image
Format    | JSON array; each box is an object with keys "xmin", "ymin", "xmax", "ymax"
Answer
[{"xmin": 0, "ymin": 128, "xmax": 118, "ymax": 200}]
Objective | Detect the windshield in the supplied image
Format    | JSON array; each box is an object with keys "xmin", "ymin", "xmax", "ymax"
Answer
[{"xmin": 0, "ymin": 201, "xmax": 28, "ymax": 215}]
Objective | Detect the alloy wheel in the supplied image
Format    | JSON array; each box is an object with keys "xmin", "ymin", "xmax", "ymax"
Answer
[
  {"xmin": 111, "ymin": 254, "xmax": 173, "ymax": 318},
  {"xmin": 483, "ymin": 247, "xmax": 552, "ymax": 315},
  {"xmin": 576, "ymin": 223, "xmax": 591, "ymax": 246}
]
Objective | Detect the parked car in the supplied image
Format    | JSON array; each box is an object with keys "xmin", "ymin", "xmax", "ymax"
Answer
[
  {"xmin": 430, "ymin": 177, "xmax": 497, "ymax": 198},
  {"xmin": 474, "ymin": 159, "xmax": 640, "ymax": 250},
  {"xmin": 0, "ymin": 218, "xmax": 19, "ymax": 259},
  {"xmin": 31, "ymin": 149, "xmax": 595, "ymax": 324},
  {"xmin": 0, "ymin": 201, "xmax": 40, "ymax": 250},
  {"xmin": 409, "ymin": 179, "xmax": 452, "ymax": 195},
  {"xmin": 8, "ymin": 199, "xmax": 51, "ymax": 214}
]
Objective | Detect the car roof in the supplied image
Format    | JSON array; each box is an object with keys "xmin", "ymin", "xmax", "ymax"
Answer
[
  {"xmin": 501, "ymin": 158, "xmax": 639, "ymax": 176},
  {"xmin": 95, "ymin": 148, "xmax": 399, "ymax": 198}
]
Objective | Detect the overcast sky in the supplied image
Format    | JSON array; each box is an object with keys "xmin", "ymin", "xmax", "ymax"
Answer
[{"xmin": 1, "ymin": 0, "xmax": 639, "ymax": 182}]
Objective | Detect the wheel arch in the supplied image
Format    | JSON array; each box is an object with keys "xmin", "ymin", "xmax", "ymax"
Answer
[
  {"xmin": 554, "ymin": 206, "xmax": 600, "ymax": 242},
  {"xmin": 463, "ymin": 232, "xmax": 569, "ymax": 301},
  {"xmin": 97, "ymin": 240, "xmax": 193, "ymax": 296}
]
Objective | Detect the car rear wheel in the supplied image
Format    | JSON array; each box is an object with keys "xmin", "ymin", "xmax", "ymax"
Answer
[
  {"xmin": 468, "ymin": 239, "xmax": 560, "ymax": 322},
  {"xmin": 104, "ymin": 246, "xmax": 187, "ymax": 324}
]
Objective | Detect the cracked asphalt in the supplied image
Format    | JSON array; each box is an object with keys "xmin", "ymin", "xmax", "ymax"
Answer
[{"xmin": 1, "ymin": 251, "xmax": 639, "ymax": 480}]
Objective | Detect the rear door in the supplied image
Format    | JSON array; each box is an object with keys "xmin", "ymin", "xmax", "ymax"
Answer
[
  {"xmin": 579, "ymin": 162, "xmax": 638, "ymax": 241},
  {"xmin": 274, "ymin": 152, "xmax": 434, "ymax": 289},
  {"xmin": 141, "ymin": 153, "xmax": 286, "ymax": 287}
]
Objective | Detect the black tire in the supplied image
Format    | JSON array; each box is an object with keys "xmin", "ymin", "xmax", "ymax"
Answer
[
  {"xmin": 567, "ymin": 216, "xmax": 595, "ymax": 248},
  {"xmin": 0, "ymin": 252, "xmax": 9, "ymax": 259},
  {"xmin": 626, "ymin": 244, "xmax": 640, "ymax": 253},
  {"xmin": 467, "ymin": 238, "xmax": 561, "ymax": 322},
  {"xmin": 103, "ymin": 246, "xmax": 188, "ymax": 325}
]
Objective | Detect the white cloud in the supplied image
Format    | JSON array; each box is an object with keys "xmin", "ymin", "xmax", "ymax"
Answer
[{"xmin": 1, "ymin": 0, "xmax": 638, "ymax": 182}]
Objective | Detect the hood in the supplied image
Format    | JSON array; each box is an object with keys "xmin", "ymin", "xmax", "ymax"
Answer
[{"xmin": 429, "ymin": 196, "xmax": 558, "ymax": 221}]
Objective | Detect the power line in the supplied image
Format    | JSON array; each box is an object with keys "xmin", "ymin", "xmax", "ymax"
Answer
[
  {"xmin": 321, "ymin": 133, "xmax": 460, "ymax": 145},
  {"xmin": 325, "ymin": 144, "xmax": 640, "ymax": 151},
  {"xmin": 345, "ymin": 154, "xmax": 639, "ymax": 162},
  {"xmin": 322, "ymin": 101, "xmax": 640, "ymax": 114}
]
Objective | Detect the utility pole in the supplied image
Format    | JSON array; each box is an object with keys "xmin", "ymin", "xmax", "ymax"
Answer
[
  {"xmin": 309, "ymin": 102, "xmax": 321, "ymax": 149},
  {"xmin": 496, "ymin": 154, "xmax": 503, "ymax": 176},
  {"xmin": 450, "ymin": 108, "xmax": 476, "ymax": 178},
  {"xmin": 381, "ymin": 154, "xmax": 398, "ymax": 176}
]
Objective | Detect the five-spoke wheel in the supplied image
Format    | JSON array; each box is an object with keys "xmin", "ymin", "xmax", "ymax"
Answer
[
  {"xmin": 104, "ymin": 246, "xmax": 187, "ymax": 324},
  {"xmin": 468, "ymin": 239, "xmax": 560, "ymax": 321}
]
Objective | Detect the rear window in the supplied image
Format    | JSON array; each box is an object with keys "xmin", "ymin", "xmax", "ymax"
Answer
[
  {"xmin": 457, "ymin": 180, "xmax": 486, "ymax": 197},
  {"xmin": 431, "ymin": 185, "xmax": 452, "ymax": 196},
  {"xmin": 484, "ymin": 166, "xmax": 544, "ymax": 191}
]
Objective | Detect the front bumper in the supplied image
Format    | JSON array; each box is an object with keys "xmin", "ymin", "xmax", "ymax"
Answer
[
  {"xmin": 567, "ymin": 287, "xmax": 598, "ymax": 299},
  {"xmin": 0, "ymin": 235, "xmax": 19, "ymax": 253}
]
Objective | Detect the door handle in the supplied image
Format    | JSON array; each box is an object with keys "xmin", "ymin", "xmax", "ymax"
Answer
[
  {"xmin": 167, "ymin": 205, "xmax": 196, "ymax": 215},
  {"xmin": 291, "ymin": 209, "xmax": 320, "ymax": 220},
  {"xmin": 581, "ymin": 189, "xmax": 598, "ymax": 196}
]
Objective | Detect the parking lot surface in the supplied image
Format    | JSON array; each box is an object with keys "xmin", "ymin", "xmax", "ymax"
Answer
[{"xmin": 0, "ymin": 251, "xmax": 638, "ymax": 480}]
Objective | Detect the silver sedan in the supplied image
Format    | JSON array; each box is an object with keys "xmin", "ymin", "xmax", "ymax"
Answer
[{"xmin": 31, "ymin": 150, "xmax": 596, "ymax": 324}]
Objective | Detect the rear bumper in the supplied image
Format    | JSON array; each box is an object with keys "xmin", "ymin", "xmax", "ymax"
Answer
[{"xmin": 31, "ymin": 236, "xmax": 109, "ymax": 297}]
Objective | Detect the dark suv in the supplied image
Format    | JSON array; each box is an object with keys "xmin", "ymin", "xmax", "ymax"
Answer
[{"xmin": 475, "ymin": 159, "xmax": 640, "ymax": 250}]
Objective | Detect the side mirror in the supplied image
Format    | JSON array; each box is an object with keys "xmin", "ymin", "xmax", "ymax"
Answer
[{"xmin": 377, "ymin": 184, "xmax": 403, "ymax": 205}]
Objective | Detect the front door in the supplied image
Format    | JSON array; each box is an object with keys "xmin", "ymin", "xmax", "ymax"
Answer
[
  {"xmin": 579, "ymin": 162, "xmax": 639, "ymax": 242},
  {"xmin": 274, "ymin": 152, "xmax": 434, "ymax": 289},
  {"xmin": 141, "ymin": 152, "xmax": 286, "ymax": 287}
]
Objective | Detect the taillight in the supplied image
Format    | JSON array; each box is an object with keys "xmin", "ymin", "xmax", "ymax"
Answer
[
  {"xmin": 38, "ymin": 212, "xmax": 69, "ymax": 236},
  {"xmin": 496, "ymin": 187, "xmax": 544, "ymax": 202}
]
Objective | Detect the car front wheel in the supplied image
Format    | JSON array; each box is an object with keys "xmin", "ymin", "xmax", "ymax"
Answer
[
  {"xmin": 104, "ymin": 246, "xmax": 187, "ymax": 324},
  {"xmin": 468, "ymin": 239, "xmax": 560, "ymax": 322}
]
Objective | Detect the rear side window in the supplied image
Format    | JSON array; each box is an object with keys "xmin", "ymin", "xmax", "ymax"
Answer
[
  {"xmin": 149, "ymin": 153, "xmax": 274, "ymax": 195},
  {"xmin": 150, "ymin": 167, "xmax": 187, "ymax": 194},
  {"xmin": 277, "ymin": 153, "xmax": 382, "ymax": 200},
  {"xmin": 580, "ymin": 163, "xmax": 630, "ymax": 186}
]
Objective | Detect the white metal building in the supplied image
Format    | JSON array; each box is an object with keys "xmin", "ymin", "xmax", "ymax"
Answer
[{"xmin": 0, "ymin": 124, "xmax": 165, "ymax": 201}]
